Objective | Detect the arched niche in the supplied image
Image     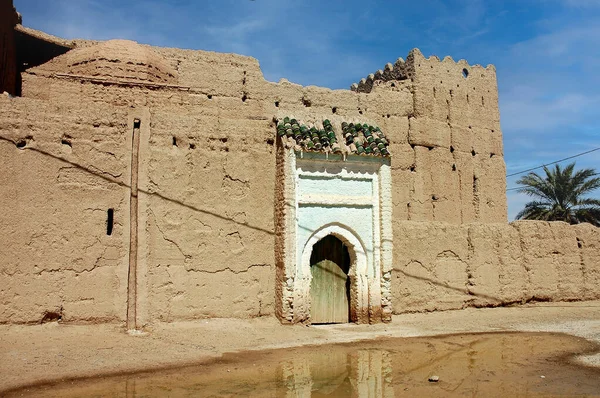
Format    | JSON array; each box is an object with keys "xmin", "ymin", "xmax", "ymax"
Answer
[{"xmin": 299, "ymin": 223, "xmax": 369, "ymax": 324}]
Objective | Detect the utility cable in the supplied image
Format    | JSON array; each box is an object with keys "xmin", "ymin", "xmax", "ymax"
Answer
[
  {"xmin": 506, "ymin": 147, "xmax": 600, "ymax": 178},
  {"xmin": 507, "ymin": 173, "xmax": 599, "ymax": 192}
]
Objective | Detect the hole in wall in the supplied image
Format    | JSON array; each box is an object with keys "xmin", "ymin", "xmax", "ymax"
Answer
[
  {"xmin": 432, "ymin": 195, "xmax": 438, "ymax": 201},
  {"xmin": 172, "ymin": 137, "xmax": 178, "ymax": 147},
  {"xmin": 274, "ymin": 101, "xmax": 279, "ymax": 107},
  {"xmin": 452, "ymin": 164, "xmax": 456, "ymax": 171},
  {"xmin": 410, "ymin": 165, "xmax": 416, "ymax": 172},
  {"xmin": 386, "ymin": 114, "xmax": 390, "ymax": 118},
  {"xmin": 106, "ymin": 209, "xmax": 114, "ymax": 236},
  {"xmin": 302, "ymin": 98, "xmax": 311, "ymax": 107},
  {"xmin": 332, "ymin": 107, "xmax": 337, "ymax": 114},
  {"xmin": 61, "ymin": 135, "xmax": 72, "ymax": 147},
  {"xmin": 490, "ymin": 153, "xmax": 495, "ymax": 158},
  {"xmin": 471, "ymin": 149, "xmax": 476, "ymax": 156},
  {"xmin": 391, "ymin": 82, "xmax": 396, "ymax": 87},
  {"xmin": 220, "ymin": 137, "xmax": 228, "ymax": 143},
  {"xmin": 450, "ymin": 146, "xmax": 455, "ymax": 153},
  {"xmin": 16, "ymin": 140, "xmax": 27, "ymax": 149},
  {"xmin": 242, "ymin": 94, "xmax": 248, "ymax": 102},
  {"xmin": 207, "ymin": 94, "xmax": 213, "ymax": 100},
  {"xmin": 133, "ymin": 119, "xmax": 141, "ymax": 129},
  {"xmin": 41, "ymin": 311, "xmax": 62, "ymax": 324},
  {"xmin": 410, "ymin": 144, "xmax": 416, "ymax": 149},
  {"xmin": 577, "ymin": 239, "xmax": 583, "ymax": 249},
  {"xmin": 428, "ymin": 146, "xmax": 434, "ymax": 151},
  {"xmin": 189, "ymin": 143, "xmax": 196, "ymax": 149},
  {"xmin": 266, "ymin": 138, "xmax": 274, "ymax": 146}
]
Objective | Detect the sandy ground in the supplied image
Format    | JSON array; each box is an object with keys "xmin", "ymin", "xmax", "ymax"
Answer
[{"xmin": 2, "ymin": 301, "xmax": 600, "ymax": 394}]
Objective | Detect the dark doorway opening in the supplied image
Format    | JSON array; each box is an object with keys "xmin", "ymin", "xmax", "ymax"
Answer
[{"xmin": 310, "ymin": 235, "xmax": 351, "ymax": 324}]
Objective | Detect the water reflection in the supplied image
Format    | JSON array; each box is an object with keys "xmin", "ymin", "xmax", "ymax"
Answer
[
  {"xmin": 282, "ymin": 349, "xmax": 393, "ymax": 398},
  {"xmin": 9, "ymin": 333, "xmax": 600, "ymax": 398}
]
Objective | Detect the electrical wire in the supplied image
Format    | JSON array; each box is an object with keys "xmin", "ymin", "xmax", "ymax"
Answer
[
  {"xmin": 507, "ymin": 173, "xmax": 600, "ymax": 192},
  {"xmin": 506, "ymin": 147, "xmax": 600, "ymax": 178}
]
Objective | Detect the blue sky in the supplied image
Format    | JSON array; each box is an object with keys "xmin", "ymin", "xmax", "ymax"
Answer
[{"xmin": 14, "ymin": 0, "xmax": 600, "ymax": 220}]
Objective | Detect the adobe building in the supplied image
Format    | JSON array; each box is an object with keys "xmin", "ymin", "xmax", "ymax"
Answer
[{"xmin": 1, "ymin": 1, "xmax": 599, "ymax": 329}]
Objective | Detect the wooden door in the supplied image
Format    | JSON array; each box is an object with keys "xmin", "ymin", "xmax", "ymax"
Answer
[{"xmin": 310, "ymin": 235, "xmax": 350, "ymax": 324}]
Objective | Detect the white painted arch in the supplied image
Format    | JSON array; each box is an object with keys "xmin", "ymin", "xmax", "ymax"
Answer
[{"xmin": 299, "ymin": 223, "xmax": 370, "ymax": 323}]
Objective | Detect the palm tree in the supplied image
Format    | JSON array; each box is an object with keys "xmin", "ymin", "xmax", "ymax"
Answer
[{"xmin": 515, "ymin": 162, "xmax": 600, "ymax": 226}]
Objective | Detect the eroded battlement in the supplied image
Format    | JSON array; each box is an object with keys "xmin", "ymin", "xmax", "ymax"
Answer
[
  {"xmin": 351, "ymin": 48, "xmax": 496, "ymax": 94},
  {"xmin": 351, "ymin": 56, "xmax": 410, "ymax": 93}
]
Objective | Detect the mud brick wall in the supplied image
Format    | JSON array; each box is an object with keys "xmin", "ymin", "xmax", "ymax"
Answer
[
  {"xmin": 0, "ymin": 36, "xmax": 596, "ymax": 325},
  {"xmin": 392, "ymin": 221, "xmax": 600, "ymax": 313}
]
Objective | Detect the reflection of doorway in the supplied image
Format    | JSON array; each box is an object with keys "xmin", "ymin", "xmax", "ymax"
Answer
[{"xmin": 310, "ymin": 235, "xmax": 351, "ymax": 324}]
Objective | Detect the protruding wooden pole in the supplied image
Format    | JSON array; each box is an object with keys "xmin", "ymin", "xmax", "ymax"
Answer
[{"xmin": 127, "ymin": 118, "xmax": 141, "ymax": 330}]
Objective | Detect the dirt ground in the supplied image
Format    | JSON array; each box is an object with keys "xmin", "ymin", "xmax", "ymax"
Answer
[{"xmin": 2, "ymin": 301, "xmax": 600, "ymax": 394}]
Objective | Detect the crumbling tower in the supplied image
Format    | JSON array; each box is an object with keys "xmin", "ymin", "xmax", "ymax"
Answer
[{"xmin": 352, "ymin": 49, "xmax": 506, "ymax": 224}]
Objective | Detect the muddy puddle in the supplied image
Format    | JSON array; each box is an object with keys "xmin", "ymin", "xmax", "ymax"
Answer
[{"xmin": 9, "ymin": 332, "xmax": 600, "ymax": 397}]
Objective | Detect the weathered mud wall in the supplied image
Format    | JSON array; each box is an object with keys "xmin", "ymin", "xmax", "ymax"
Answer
[
  {"xmin": 0, "ymin": 95, "xmax": 131, "ymax": 323},
  {"xmin": 0, "ymin": 0, "xmax": 18, "ymax": 95},
  {"xmin": 0, "ymin": 36, "xmax": 584, "ymax": 326},
  {"xmin": 355, "ymin": 50, "xmax": 506, "ymax": 224},
  {"xmin": 393, "ymin": 221, "xmax": 600, "ymax": 313}
]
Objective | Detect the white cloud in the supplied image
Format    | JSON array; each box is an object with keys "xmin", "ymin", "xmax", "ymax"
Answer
[
  {"xmin": 500, "ymin": 90, "xmax": 600, "ymax": 133},
  {"xmin": 498, "ymin": 18, "xmax": 600, "ymax": 219}
]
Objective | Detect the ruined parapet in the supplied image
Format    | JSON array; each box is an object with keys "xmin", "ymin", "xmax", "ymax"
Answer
[
  {"xmin": 350, "ymin": 56, "xmax": 410, "ymax": 93},
  {"xmin": 407, "ymin": 49, "xmax": 499, "ymax": 127}
]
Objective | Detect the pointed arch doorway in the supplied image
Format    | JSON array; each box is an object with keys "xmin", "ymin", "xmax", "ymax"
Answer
[
  {"xmin": 274, "ymin": 148, "xmax": 393, "ymax": 325},
  {"xmin": 310, "ymin": 235, "xmax": 351, "ymax": 324}
]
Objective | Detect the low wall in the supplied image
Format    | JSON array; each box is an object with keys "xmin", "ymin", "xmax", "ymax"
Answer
[{"xmin": 392, "ymin": 220, "xmax": 600, "ymax": 313}]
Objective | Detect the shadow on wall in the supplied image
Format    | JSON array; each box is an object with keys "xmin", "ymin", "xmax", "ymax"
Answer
[
  {"xmin": 0, "ymin": 135, "xmax": 274, "ymax": 236},
  {"xmin": 396, "ymin": 269, "xmax": 506, "ymax": 304}
]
